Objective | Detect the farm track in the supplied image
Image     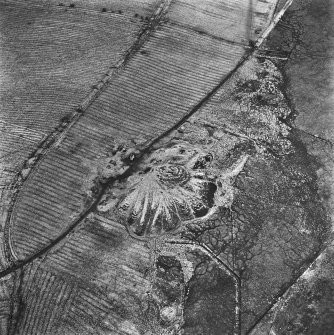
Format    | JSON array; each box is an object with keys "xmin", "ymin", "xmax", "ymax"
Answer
[{"xmin": 1, "ymin": 0, "xmax": 289, "ymax": 279}]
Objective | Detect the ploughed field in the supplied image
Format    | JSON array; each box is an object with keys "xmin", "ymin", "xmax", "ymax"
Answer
[
  {"xmin": 167, "ymin": 0, "xmax": 278, "ymax": 43},
  {"xmin": 0, "ymin": 0, "xmax": 149, "ymax": 187},
  {"xmin": 7, "ymin": 0, "xmax": 277, "ymax": 262},
  {"xmin": 2, "ymin": 216, "xmax": 152, "ymax": 335}
]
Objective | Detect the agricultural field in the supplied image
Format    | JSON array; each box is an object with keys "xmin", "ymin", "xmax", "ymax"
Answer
[
  {"xmin": 1, "ymin": 214, "xmax": 181, "ymax": 334},
  {"xmin": 0, "ymin": 0, "xmax": 160, "ymax": 266},
  {"xmin": 6, "ymin": 216, "xmax": 152, "ymax": 334},
  {"xmin": 33, "ymin": 0, "xmax": 161, "ymax": 18},
  {"xmin": 8, "ymin": 4, "xmax": 252, "ymax": 261},
  {"xmin": 167, "ymin": 0, "xmax": 278, "ymax": 44},
  {"xmin": 0, "ymin": 0, "xmax": 144, "ymax": 149},
  {"xmin": 0, "ymin": 0, "xmax": 154, "ymax": 246}
]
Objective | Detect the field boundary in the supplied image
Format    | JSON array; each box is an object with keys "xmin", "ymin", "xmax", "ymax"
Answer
[{"xmin": 2, "ymin": 0, "xmax": 172, "ymax": 266}]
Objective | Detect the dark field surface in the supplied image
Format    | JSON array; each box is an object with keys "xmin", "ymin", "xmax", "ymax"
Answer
[
  {"xmin": 267, "ymin": 0, "xmax": 334, "ymax": 142},
  {"xmin": 248, "ymin": 0, "xmax": 334, "ymax": 333},
  {"xmin": 183, "ymin": 253, "xmax": 237, "ymax": 335}
]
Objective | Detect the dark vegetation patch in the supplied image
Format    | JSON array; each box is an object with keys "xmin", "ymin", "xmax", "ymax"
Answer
[
  {"xmin": 267, "ymin": 0, "xmax": 334, "ymax": 141},
  {"xmin": 183, "ymin": 253, "xmax": 236, "ymax": 335},
  {"xmin": 274, "ymin": 278, "xmax": 334, "ymax": 335},
  {"xmin": 187, "ymin": 130, "xmax": 330, "ymax": 331},
  {"xmin": 155, "ymin": 256, "xmax": 184, "ymax": 305}
]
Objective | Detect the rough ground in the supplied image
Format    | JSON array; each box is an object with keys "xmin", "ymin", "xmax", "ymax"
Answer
[{"xmin": 249, "ymin": 0, "xmax": 334, "ymax": 333}]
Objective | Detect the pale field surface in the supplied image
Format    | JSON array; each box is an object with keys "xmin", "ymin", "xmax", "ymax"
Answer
[{"xmin": 167, "ymin": 0, "xmax": 278, "ymax": 44}]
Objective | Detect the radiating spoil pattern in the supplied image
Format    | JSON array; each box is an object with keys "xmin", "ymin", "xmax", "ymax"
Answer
[
  {"xmin": 118, "ymin": 144, "xmax": 217, "ymax": 236},
  {"xmin": 10, "ymin": 12, "xmax": 247, "ymax": 260}
]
